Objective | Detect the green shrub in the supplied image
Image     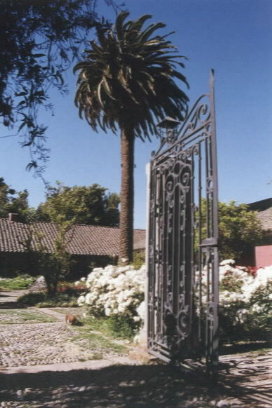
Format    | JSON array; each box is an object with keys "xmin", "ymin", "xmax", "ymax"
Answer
[
  {"xmin": 0, "ymin": 275, "xmax": 36, "ymax": 290},
  {"xmin": 106, "ymin": 315, "xmax": 139, "ymax": 339},
  {"xmin": 82, "ymin": 314, "xmax": 138, "ymax": 340},
  {"xmin": 132, "ymin": 251, "xmax": 145, "ymax": 269},
  {"xmin": 219, "ymin": 302, "xmax": 272, "ymax": 343}
]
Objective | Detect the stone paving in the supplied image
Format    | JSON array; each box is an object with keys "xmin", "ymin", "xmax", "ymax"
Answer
[
  {"xmin": 0, "ymin": 307, "xmax": 131, "ymax": 368},
  {"xmin": 0, "ymin": 352, "xmax": 271, "ymax": 408},
  {"xmin": 0, "ymin": 291, "xmax": 271, "ymax": 408},
  {"xmin": 0, "ymin": 321, "xmax": 94, "ymax": 367}
]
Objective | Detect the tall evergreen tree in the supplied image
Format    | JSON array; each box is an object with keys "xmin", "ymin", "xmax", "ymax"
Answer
[{"xmin": 74, "ymin": 11, "xmax": 189, "ymax": 263}]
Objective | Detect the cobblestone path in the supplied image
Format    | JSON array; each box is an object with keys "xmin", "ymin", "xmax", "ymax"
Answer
[
  {"xmin": 0, "ymin": 351, "xmax": 271, "ymax": 408},
  {"xmin": 0, "ymin": 321, "xmax": 98, "ymax": 367},
  {"xmin": 0, "ymin": 292, "xmax": 271, "ymax": 408},
  {"xmin": 0, "ymin": 307, "xmax": 131, "ymax": 369}
]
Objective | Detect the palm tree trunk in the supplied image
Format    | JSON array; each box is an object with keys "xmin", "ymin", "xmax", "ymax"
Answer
[{"xmin": 119, "ymin": 128, "xmax": 134, "ymax": 264}]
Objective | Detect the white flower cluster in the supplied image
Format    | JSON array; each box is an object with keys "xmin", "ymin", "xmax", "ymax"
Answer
[
  {"xmin": 219, "ymin": 260, "xmax": 272, "ymax": 325},
  {"xmin": 77, "ymin": 265, "xmax": 146, "ymax": 322},
  {"xmin": 76, "ymin": 259, "xmax": 271, "ymax": 332},
  {"xmin": 74, "ymin": 277, "xmax": 87, "ymax": 287},
  {"xmin": 220, "ymin": 261, "xmax": 272, "ymax": 304}
]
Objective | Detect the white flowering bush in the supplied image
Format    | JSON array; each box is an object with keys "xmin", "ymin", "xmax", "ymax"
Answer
[
  {"xmin": 77, "ymin": 264, "xmax": 145, "ymax": 335},
  {"xmin": 219, "ymin": 260, "xmax": 272, "ymax": 342},
  {"xmin": 76, "ymin": 260, "xmax": 271, "ymax": 342}
]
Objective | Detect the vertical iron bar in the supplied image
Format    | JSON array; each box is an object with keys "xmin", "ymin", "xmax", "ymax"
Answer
[
  {"xmin": 205, "ymin": 138, "xmax": 210, "ymax": 238},
  {"xmin": 208, "ymin": 69, "xmax": 219, "ymax": 375},
  {"xmin": 190, "ymin": 149, "xmax": 195, "ymax": 342},
  {"xmin": 198, "ymin": 142, "xmax": 203, "ymax": 345},
  {"xmin": 155, "ymin": 169, "xmax": 160, "ymax": 342},
  {"xmin": 210, "ymin": 69, "xmax": 219, "ymax": 243}
]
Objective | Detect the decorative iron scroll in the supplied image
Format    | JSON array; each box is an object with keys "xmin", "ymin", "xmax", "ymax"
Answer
[{"xmin": 147, "ymin": 71, "xmax": 219, "ymax": 373}]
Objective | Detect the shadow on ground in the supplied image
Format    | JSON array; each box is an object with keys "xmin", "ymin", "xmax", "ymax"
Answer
[
  {"xmin": 0, "ymin": 361, "xmax": 271, "ymax": 408},
  {"xmin": 0, "ymin": 301, "xmax": 25, "ymax": 309},
  {"xmin": 0, "ymin": 291, "xmax": 27, "ymax": 309}
]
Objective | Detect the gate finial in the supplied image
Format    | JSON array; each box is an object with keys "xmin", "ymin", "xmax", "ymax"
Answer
[{"xmin": 210, "ymin": 69, "xmax": 215, "ymax": 88}]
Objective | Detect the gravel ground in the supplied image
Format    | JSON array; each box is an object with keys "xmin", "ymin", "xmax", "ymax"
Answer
[
  {"xmin": 0, "ymin": 321, "xmax": 95, "ymax": 367},
  {"xmin": 0, "ymin": 353, "xmax": 271, "ymax": 408},
  {"xmin": 0, "ymin": 314, "xmax": 129, "ymax": 368},
  {"xmin": 0, "ymin": 322, "xmax": 271, "ymax": 408},
  {"xmin": 0, "ymin": 309, "xmax": 56, "ymax": 325},
  {"xmin": 0, "ymin": 292, "xmax": 271, "ymax": 408}
]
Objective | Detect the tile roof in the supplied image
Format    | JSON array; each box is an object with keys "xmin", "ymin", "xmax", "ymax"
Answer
[
  {"xmin": 0, "ymin": 218, "xmax": 146, "ymax": 256},
  {"xmin": 248, "ymin": 198, "xmax": 272, "ymax": 212},
  {"xmin": 255, "ymin": 208, "xmax": 272, "ymax": 232},
  {"xmin": 248, "ymin": 198, "xmax": 272, "ymax": 232}
]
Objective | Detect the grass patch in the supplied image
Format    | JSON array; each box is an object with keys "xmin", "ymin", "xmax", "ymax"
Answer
[
  {"xmin": 17, "ymin": 292, "xmax": 79, "ymax": 308},
  {"xmin": 72, "ymin": 328, "xmax": 127, "ymax": 354},
  {"xmin": 0, "ymin": 309, "xmax": 57, "ymax": 324},
  {"xmin": 83, "ymin": 316, "xmax": 135, "ymax": 340},
  {"xmin": 54, "ymin": 309, "xmax": 136, "ymax": 340},
  {"xmin": 78, "ymin": 314, "xmax": 138, "ymax": 341},
  {"xmin": 0, "ymin": 275, "xmax": 36, "ymax": 290},
  {"xmin": 65, "ymin": 314, "xmax": 131, "ymax": 355},
  {"xmin": 80, "ymin": 315, "xmax": 139, "ymax": 340}
]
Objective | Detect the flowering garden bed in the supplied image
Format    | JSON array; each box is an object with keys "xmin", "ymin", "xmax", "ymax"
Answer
[{"xmin": 76, "ymin": 261, "xmax": 272, "ymax": 346}]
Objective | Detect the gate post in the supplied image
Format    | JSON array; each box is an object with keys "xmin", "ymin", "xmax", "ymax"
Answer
[
  {"xmin": 206, "ymin": 69, "xmax": 219, "ymax": 375},
  {"xmin": 140, "ymin": 163, "xmax": 151, "ymax": 347}
]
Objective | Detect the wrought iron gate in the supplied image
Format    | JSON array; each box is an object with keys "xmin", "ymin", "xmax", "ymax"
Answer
[{"xmin": 147, "ymin": 71, "xmax": 219, "ymax": 372}]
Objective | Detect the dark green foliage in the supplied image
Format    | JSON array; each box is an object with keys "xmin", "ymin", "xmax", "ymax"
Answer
[
  {"xmin": 218, "ymin": 201, "xmax": 264, "ymax": 261},
  {"xmin": 0, "ymin": 0, "xmax": 116, "ymax": 173},
  {"xmin": 34, "ymin": 222, "xmax": 73, "ymax": 295},
  {"xmin": 74, "ymin": 11, "xmax": 189, "ymax": 139},
  {"xmin": 0, "ymin": 177, "xmax": 32, "ymax": 222},
  {"xmin": 36, "ymin": 182, "xmax": 119, "ymax": 226},
  {"xmin": 16, "ymin": 219, "xmax": 73, "ymax": 295},
  {"xmin": 195, "ymin": 200, "xmax": 264, "ymax": 262},
  {"xmin": 106, "ymin": 315, "xmax": 139, "ymax": 339}
]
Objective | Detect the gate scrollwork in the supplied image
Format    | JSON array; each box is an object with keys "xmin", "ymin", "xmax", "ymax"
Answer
[{"xmin": 147, "ymin": 71, "xmax": 219, "ymax": 372}]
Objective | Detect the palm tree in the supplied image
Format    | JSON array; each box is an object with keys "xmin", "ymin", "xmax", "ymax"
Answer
[{"xmin": 74, "ymin": 11, "xmax": 189, "ymax": 264}]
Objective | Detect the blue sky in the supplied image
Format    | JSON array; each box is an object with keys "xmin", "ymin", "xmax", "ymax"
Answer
[{"xmin": 0, "ymin": 0, "xmax": 271, "ymax": 228}]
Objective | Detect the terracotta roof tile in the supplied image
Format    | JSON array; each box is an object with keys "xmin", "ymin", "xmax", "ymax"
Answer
[
  {"xmin": 256, "ymin": 208, "xmax": 272, "ymax": 231},
  {"xmin": 248, "ymin": 198, "xmax": 272, "ymax": 231},
  {"xmin": 0, "ymin": 218, "xmax": 146, "ymax": 256}
]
